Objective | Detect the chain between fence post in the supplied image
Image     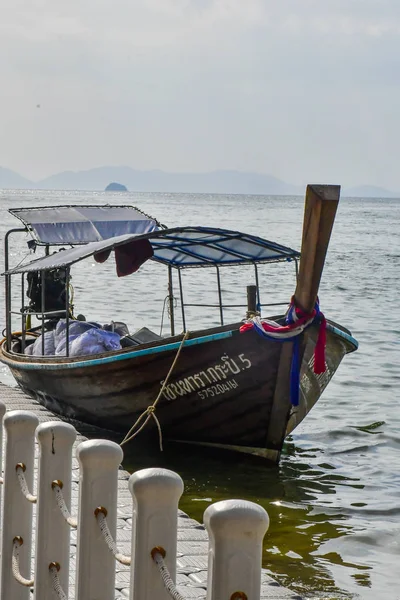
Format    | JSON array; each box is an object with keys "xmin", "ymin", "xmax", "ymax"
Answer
[
  {"xmin": 95, "ymin": 508, "xmax": 131, "ymax": 565},
  {"xmin": 49, "ymin": 563, "xmax": 68, "ymax": 600},
  {"xmin": 12, "ymin": 538, "xmax": 34, "ymax": 588},
  {"xmin": 152, "ymin": 548, "xmax": 187, "ymax": 600},
  {"xmin": 16, "ymin": 464, "xmax": 37, "ymax": 503},
  {"xmin": 52, "ymin": 481, "xmax": 78, "ymax": 528}
]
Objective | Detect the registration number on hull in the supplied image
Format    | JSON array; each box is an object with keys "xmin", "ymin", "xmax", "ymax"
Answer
[{"xmin": 161, "ymin": 353, "xmax": 252, "ymax": 400}]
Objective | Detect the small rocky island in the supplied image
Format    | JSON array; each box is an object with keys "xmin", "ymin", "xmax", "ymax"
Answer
[{"xmin": 105, "ymin": 182, "xmax": 128, "ymax": 192}]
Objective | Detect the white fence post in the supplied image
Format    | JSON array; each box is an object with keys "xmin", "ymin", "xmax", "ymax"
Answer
[
  {"xmin": 34, "ymin": 421, "xmax": 77, "ymax": 600},
  {"xmin": 75, "ymin": 439, "xmax": 123, "ymax": 600},
  {"xmin": 204, "ymin": 499, "xmax": 269, "ymax": 600},
  {"xmin": 129, "ymin": 467, "xmax": 184, "ymax": 600},
  {"xmin": 0, "ymin": 410, "xmax": 39, "ymax": 600},
  {"xmin": 0, "ymin": 399, "xmax": 7, "ymax": 501}
]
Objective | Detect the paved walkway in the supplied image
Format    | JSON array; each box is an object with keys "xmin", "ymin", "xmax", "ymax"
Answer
[{"xmin": 0, "ymin": 381, "xmax": 302, "ymax": 599}]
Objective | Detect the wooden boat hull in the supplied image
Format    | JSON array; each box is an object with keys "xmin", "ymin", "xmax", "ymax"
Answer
[{"xmin": 0, "ymin": 321, "xmax": 357, "ymax": 459}]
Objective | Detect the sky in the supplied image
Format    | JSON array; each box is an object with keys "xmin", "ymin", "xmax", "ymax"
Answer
[{"xmin": 1, "ymin": 0, "xmax": 400, "ymax": 188}]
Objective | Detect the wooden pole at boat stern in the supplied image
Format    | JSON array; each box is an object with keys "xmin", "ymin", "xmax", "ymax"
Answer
[{"xmin": 265, "ymin": 185, "xmax": 340, "ymax": 461}]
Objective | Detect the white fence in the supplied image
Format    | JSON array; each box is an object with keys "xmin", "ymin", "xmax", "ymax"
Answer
[{"xmin": 0, "ymin": 401, "xmax": 270, "ymax": 600}]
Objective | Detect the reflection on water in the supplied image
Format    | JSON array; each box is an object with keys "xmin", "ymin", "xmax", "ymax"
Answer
[{"xmin": 123, "ymin": 437, "xmax": 370, "ymax": 600}]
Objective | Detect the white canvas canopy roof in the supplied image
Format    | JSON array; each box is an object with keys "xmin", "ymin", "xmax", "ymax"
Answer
[{"xmin": 9, "ymin": 205, "xmax": 161, "ymax": 245}]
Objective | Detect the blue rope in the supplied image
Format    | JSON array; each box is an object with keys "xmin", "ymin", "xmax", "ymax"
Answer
[
  {"xmin": 250, "ymin": 300, "xmax": 321, "ymax": 406},
  {"xmin": 290, "ymin": 336, "xmax": 300, "ymax": 406}
]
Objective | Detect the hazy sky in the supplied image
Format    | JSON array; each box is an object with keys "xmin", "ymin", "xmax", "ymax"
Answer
[{"xmin": 1, "ymin": 0, "xmax": 400, "ymax": 188}]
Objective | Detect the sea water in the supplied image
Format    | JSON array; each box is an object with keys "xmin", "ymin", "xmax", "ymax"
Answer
[{"xmin": 0, "ymin": 189, "xmax": 398, "ymax": 599}]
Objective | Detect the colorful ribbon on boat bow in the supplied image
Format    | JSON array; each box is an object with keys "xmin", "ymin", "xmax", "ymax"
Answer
[{"xmin": 240, "ymin": 298, "xmax": 326, "ymax": 406}]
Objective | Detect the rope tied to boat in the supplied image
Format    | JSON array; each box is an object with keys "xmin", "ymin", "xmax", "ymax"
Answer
[
  {"xmin": 120, "ymin": 331, "xmax": 190, "ymax": 449},
  {"xmin": 151, "ymin": 547, "xmax": 187, "ymax": 600},
  {"xmin": 95, "ymin": 507, "xmax": 131, "ymax": 565},
  {"xmin": 240, "ymin": 297, "xmax": 327, "ymax": 406},
  {"xmin": 12, "ymin": 537, "xmax": 34, "ymax": 587},
  {"xmin": 49, "ymin": 563, "xmax": 68, "ymax": 600},
  {"xmin": 52, "ymin": 480, "xmax": 78, "ymax": 528},
  {"xmin": 16, "ymin": 463, "xmax": 37, "ymax": 504}
]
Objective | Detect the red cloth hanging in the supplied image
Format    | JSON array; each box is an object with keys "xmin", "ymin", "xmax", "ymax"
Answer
[
  {"xmin": 94, "ymin": 239, "xmax": 154, "ymax": 276},
  {"xmin": 115, "ymin": 239, "xmax": 154, "ymax": 277},
  {"xmin": 94, "ymin": 249, "xmax": 111, "ymax": 263}
]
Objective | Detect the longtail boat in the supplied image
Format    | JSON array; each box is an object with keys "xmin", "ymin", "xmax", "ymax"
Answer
[{"xmin": 0, "ymin": 185, "xmax": 357, "ymax": 461}]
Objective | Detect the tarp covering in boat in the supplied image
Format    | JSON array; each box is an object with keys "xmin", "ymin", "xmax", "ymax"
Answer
[
  {"xmin": 26, "ymin": 320, "xmax": 122, "ymax": 357},
  {"xmin": 4, "ymin": 227, "xmax": 300, "ymax": 274},
  {"xmin": 9, "ymin": 205, "xmax": 161, "ymax": 245}
]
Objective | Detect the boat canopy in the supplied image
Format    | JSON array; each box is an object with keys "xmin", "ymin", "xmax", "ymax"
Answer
[
  {"xmin": 9, "ymin": 205, "xmax": 161, "ymax": 245},
  {"xmin": 4, "ymin": 226, "xmax": 300, "ymax": 274}
]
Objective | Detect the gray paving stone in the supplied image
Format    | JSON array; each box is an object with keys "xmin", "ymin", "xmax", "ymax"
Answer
[
  {"xmin": 177, "ymin": 528, "xmax": 208, "ymax": 541},
  {"xmin": 177, "ymin": 556, "xmax": 208, "ymax": 570},
  {"xmin": 177, "ymin": 541, "xmax": 209, "ymax": 556}
]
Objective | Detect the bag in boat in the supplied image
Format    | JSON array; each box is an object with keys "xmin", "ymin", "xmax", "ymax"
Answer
[
  {"xmin": 25, "ymin": 319, "xmax": 121, "ymax": 357},
  {"xmin": 26, "ymin": 331, "xmax": 56, "ymax": 356},
  {"xmin": 69, "ymin": 328, "xmax": 121, "ymax": 356},
  {"xmin": 54, "ymin": 319, "xmax": 101, "ymax": 356}
]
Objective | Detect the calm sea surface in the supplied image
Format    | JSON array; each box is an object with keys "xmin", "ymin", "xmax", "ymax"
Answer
[{"xmin": 0, "ymin": 190, "xmax": 399, "ymax": 599}]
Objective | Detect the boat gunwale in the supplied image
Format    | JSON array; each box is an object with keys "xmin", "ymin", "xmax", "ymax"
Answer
[{"xmin": 0, "ymin": 320, "xmax": 358, "ymax": 371}]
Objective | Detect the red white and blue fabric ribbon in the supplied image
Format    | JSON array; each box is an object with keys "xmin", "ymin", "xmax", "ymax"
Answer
[{"xmin": 240, "ymin": 298, "xmax": 327, "ymax": 406}]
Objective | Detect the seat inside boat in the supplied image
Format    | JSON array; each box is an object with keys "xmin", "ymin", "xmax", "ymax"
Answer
[{"xmin": 120, "ymin": 327, "xmax": 163, "ymax": 347}]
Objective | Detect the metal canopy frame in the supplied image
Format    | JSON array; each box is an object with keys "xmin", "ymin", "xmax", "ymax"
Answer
[
  {"xmin": 173, "ymin": 259, "xmax": 298, "ymax": 331},
  {"xmin": 3, "ymin": 220, "xmax": 300, "ymax": 354},
  {"xmin": 3, "ymin": 226, "xmax": 300, "ymax": 275}
]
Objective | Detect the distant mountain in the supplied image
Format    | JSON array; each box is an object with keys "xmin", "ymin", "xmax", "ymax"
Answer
[
  {"xmin": 2, "ymin": 165, "xmax": 399, "ymax": 197},
  {"xmin": 0, "ymin": 167, "xmax": 33, "ymax": 189},
  {"xmin": 37, "ymin": 167, "xmax": 301, "ymax": 195},
  {"xmin": 343, "ymin": 185, "xmax": 399, "ymax": 198}
]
